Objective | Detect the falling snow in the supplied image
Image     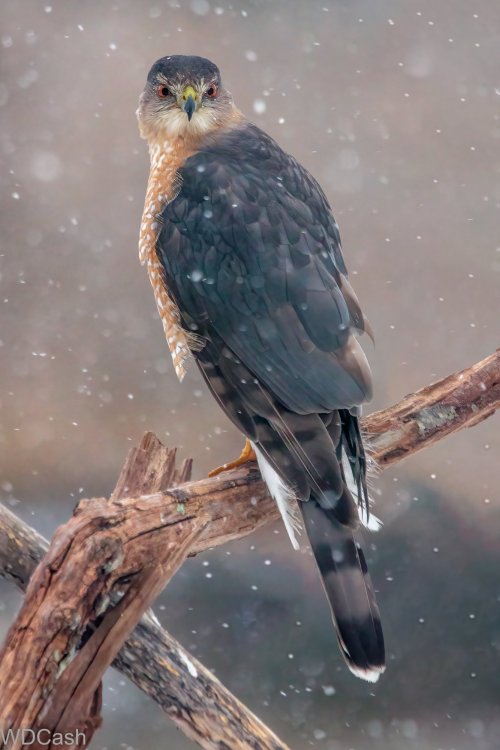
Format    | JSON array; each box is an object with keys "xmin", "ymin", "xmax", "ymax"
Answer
[{"xmin": 0, "ymin": 3, "xmax": 498, "ymax": 749}]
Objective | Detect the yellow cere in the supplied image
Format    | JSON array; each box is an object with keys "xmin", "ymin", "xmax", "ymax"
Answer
[{"xmin": 182, "ymin": 85, "xmax": 198, "ymax": 102}]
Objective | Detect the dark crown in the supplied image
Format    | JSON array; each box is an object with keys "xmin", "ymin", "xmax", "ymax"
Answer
[{"xmin": 147, "ymin": 55, "xmax": 221, "ymax": 86}]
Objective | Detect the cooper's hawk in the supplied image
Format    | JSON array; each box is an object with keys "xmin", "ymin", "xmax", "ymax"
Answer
[{"xmin": 137, "ymin": 55, "xmax": 385, "ymax": 682}]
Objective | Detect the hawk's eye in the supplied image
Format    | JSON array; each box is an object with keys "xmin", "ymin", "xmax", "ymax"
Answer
[
  {"xmin": 157, "ymin": 85, "xmax": 171, "ymax": 98},
  {"xmin": 206, "ymin": 84, "xmax": 218, "ymax": 98}
]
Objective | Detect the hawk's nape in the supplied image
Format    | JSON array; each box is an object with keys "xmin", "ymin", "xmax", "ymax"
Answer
[{"xmin": 138, "ymin": 55, "xmax": 385, "ymax": 682}]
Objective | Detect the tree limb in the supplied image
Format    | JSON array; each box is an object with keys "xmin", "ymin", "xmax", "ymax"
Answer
[
  {"xmin": 0, "ymin": 435, "xmax": 285, "ymax": 750},
  {"xmin": 0, "ymin": 350, "xmax": 498, "ymax": 750},
  {"xmin": 365, "ymin": 350, "xmax": 500, "ymax": 466}
]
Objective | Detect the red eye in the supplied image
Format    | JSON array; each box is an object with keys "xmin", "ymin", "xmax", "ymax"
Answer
[
  {"xmin": 206, "ymin": 84, "xmax": 218, "ymax": 98},
  {"xmin": 157, "ymin": 85, "xmax": 171, "ymax": 98}
]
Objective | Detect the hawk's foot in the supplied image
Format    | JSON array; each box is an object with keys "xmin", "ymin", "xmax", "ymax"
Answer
[{"xmin": 208, "ymin": 438, "xmax": 256, "ymax": 477}]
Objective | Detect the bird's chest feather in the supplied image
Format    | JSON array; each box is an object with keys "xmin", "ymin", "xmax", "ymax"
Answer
[{"xmin": 139, "ymin": 138, "xmax": 197, "ymax": 380}]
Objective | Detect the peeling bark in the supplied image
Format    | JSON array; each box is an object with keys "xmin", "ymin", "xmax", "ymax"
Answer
[{"xmin": 365, "ymin": 350, "xmax": 500, "ymax": 466}]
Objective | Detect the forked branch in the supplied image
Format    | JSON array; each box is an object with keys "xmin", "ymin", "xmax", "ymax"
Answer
[{"xmin": 0, "ymin": 351, "xmax": 498, "ymax": 750}]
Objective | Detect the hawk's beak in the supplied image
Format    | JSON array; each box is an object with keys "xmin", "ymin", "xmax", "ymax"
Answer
[{"xmin": 181, "ymin": 85, "xmax": 198, "ymax": 121}]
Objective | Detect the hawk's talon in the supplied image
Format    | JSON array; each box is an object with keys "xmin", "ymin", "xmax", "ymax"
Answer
[{"xmin": 208, "ymin": 438, "xmax": 256, "ymax": 477}]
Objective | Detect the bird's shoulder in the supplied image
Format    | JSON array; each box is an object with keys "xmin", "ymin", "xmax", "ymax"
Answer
[
  {"xmin": 165, "ymin": 121, "xmax": 346, "ymax": 275},
  {"xmin": 178, "ymin": 121, "xmax": 327, "ymax": 203},
  {"xmin": 183, "ymin": 121, "xmax": 301, "ymax": 177}
]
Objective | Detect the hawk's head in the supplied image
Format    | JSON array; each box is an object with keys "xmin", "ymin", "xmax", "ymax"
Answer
[{"xmin": 137, "ymin": 55, "xmax": 237, "ymax": 141}]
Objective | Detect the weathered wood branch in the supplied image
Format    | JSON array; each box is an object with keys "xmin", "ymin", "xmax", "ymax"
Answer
[
  {"xmin": 365, "ymin": 350, "xmax": 500, "ymax": 466},
  {"xmin": 0, "ymin": 350, "xmax": 498, "ymax": 750},
  {"xmin": 0, "ymin": 435, "xmax": 287, "ymax": 750},
  {"xmin": 0, "ymin": 496, "xmax": 289, "ymax": 750},
  {"xmin": 0, "ymin": 436, "xmax": 208, "ymax": 749}
]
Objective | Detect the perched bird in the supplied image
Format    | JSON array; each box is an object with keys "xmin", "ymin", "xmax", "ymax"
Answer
[{"xmin": 137, "ymin": 55, "xmax": 385, "ymax": 682}]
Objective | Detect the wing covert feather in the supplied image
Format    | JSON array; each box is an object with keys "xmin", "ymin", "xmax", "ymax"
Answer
[{"xmin": 156, "ymin": 123, "xmax": 372, "ymax": 413}]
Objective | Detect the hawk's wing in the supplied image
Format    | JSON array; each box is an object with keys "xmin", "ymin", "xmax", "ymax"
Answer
[
  {"xmin": 155, "ymin": 123, "xmax": 385, "ymax": 682},
  {"xmin": 156, "ymin": 122, "xmax": 372, "ymax": 415}
]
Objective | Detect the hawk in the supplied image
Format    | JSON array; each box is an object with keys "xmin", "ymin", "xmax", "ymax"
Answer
[{"xmin": 137, "ymin": 55, "xmax": 385, "ymax": 682}]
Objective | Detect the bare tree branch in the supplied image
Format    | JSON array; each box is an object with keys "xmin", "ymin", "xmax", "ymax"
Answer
[
  {"xmin": 0, "ymin": 350, "xmax": 498, "ymax": 750},
  {"xmin": 0, "ymin": 435, "xmax": 286, "ymax": 750},
  {"xmin": 365, "ymin": 350, "xmax": 500, "ymax": 466}
]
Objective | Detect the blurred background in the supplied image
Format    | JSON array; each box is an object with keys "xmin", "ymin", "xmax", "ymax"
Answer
[{"xmin": 1, "ymin": 0, "xmax": 499, "ymax": 748}]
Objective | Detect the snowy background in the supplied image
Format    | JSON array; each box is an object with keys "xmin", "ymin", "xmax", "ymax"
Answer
[{"xmin": 1, "ymin": 0, "xmax": 499, "ymax": 748}]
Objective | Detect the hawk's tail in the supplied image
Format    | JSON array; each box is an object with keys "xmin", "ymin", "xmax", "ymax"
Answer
[{"xmin": 300, "ymin": 497, "xmax": 385, "ymax": 682}]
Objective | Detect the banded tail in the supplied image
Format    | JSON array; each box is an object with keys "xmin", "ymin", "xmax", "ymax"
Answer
[
  {"xmin": 253, "ymin": 407, "xmax": 385, "ymax": 682},
  {"xmin": 300, "ymin": 497, "xmax": 385, "ymax": 682}
]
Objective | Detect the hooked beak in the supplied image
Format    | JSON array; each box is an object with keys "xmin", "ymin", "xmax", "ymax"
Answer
[{"xmin": 181, "ymin": 85, "xmax": 198, "ymax": 121}]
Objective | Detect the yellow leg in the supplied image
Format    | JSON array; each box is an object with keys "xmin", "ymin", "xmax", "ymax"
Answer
[{"xmin": 208, "ymin": 438, "xmax": 257, "ymax": 477}]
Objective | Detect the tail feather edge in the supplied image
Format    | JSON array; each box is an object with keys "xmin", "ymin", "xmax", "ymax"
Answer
[{"xmin": 300, "ymin": 497, "xmax": 385, "ymax": 682}]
